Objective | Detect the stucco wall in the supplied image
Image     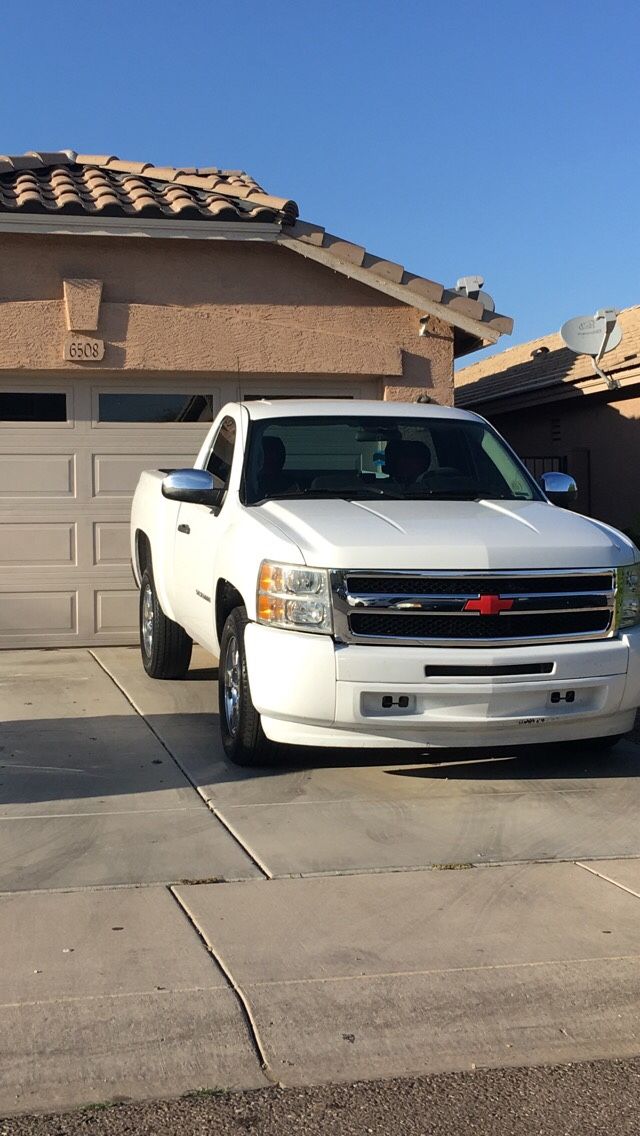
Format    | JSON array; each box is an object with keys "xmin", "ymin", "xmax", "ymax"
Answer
[
  {"xmin": 488, "ymin": 390, "xmax": 640, "ymax": 534},
  {"xmin": 0, "ymin": 233, "xmax": 454, "ymax": 404}
]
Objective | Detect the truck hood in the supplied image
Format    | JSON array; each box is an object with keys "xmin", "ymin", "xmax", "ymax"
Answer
[{"xmin": 256, "ymin": 498, "xmax": 638, "ymax": 571}]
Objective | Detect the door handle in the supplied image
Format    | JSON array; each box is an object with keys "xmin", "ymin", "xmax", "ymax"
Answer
[{"xmin": 177, "ymin": 523, "xmax": 190, "ymax": 534}]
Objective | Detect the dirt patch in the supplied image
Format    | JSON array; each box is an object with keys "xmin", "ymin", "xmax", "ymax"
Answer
[{"xmin": 4, "ymin": 1058, "xmax": 640, "ymax": 1136}]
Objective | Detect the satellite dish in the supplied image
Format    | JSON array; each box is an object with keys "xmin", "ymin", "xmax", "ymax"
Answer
[
  {"xmin": 560, "ymin": 309, "xmax": 622, "ymax": 389},
  {"xmin": 560, "ymin": 310, "xmax": 622, "ymax": 357},
  {"xmin": 453, "ymin": 275, "xmax": 496, "ymax": 313}
]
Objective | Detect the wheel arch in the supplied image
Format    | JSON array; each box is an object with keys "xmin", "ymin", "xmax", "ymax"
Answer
[
  {"xmin": 215, "ymin": 579, "xmax": 246, "ymax": 645},
  {"xmin": 135, "ymin": 530, "xmax": 152, "ymax": 584}
]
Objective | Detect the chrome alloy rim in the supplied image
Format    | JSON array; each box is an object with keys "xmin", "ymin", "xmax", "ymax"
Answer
[
  {"xmin": 223, "ymin": 635, "xmax": 241, "ymax": 737},
  {"xmin": 142, "ymin": 583, "xmax": 154, "ymax": 657}
]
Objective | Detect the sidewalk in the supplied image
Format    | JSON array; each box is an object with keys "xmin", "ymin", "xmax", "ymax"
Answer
[{"xmin": 2, "ymin": 648, "xmax": 640, "ymax": 1116}]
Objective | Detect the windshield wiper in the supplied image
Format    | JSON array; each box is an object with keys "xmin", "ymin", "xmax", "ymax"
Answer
[{"xmin": 251, "ymin": 486, "xmax": 407, "ymax": 505}]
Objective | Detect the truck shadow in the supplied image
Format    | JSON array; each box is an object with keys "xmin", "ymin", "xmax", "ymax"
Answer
[
  {"xmin": 385, "ymin": 742, "xmax": 640, "ymax": 781},
  {"xmin": 1, "ymin": 712, "xmax": 638, "ymax": 806}
]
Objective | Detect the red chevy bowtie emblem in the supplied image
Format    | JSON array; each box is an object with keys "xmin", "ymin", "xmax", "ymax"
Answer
[{"xmin": 464, "ymin": 594, "xmax": 514, "ymax": 616}]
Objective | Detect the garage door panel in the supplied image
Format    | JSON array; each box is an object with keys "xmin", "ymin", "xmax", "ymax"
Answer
[
  {"xmin": 92, "ymin": 453, "xmax": 198, "ymax": 497},
  {"xmin": 93, "ymin": 521, "xmax": 131, "ymax": 566},
  {"xmin": 0, "ymin": 522, "xmax": 77, "ymax": 567},
  {"xmin": 94, "ymin": 589, "xmax": 139, "ymax": 634},
  {"xmin": 0, "ymin": 454, "xmax": 76, "ymax": 498},
  {"xmin": 0, "ymin": 590, "xmax": 77, "ymax": 637}
]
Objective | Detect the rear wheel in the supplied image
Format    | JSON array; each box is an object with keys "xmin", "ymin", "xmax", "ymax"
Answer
[
  {"xmin": 218, "ymin": 606, "xmax": 273, "ymax": 766},
  {"xmin": 139, "ymin": 569, "xmax": 192, "ymax": 679}
]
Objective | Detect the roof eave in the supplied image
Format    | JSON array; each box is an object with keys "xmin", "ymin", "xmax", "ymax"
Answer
[
  {"xmin": 278, "ymin": 224, "xmax": 513, "ymax": 347},
  {"xmin": 453, "ymin": 327, "xmax": 496, "ymax": 359},
  {"xmin": 456, "ymin": 369, "xmax": 640, "ymax": 414},
  {"xmin": 0, "ymin": 211, "xmax": 282, "ymax": 241}
]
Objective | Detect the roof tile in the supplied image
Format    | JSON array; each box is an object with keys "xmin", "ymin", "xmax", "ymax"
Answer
[
  {"xmin": 361, "ymin": 254, "xmax": 404, "ymax": 284},
  {"xmin": 24, "ymin": 151, "xmax": 73, "ymax": 166},
  {"xmin": 401, "ymin": 274, "xmax": 444, "ymax": 303},
  {"xmin": 0, "ymin": 152, "xmax": 297, "ymax": 226},
  {"xmin": 456, "ymin": 305, "xmax": 640, "ymax": 406},
  {"xmin": 322, "ymin": 234, "xmax": 366, "ymax": 266},
  {"xmin": 0, "ymin": 149, "xmax": 513, "ymax": 345}
]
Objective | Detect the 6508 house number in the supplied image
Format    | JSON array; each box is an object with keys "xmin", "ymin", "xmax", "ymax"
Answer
[{"xmin": 63, "ymin": 333, "xmax": 105, "ymax": 362}]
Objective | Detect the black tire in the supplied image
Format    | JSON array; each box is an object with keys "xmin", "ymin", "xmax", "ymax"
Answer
[
  {"xmin": 139, "ymin": 568, "xmax": 192, "ymax": 679},
  {"xmin": 218, "ymin": 606, "xmax": 273, "ymax": 766}
]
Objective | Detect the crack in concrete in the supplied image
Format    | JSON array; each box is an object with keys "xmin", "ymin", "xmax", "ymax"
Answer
[{"xmin": 168, "ymin": 885, "xmax": 278, "ymax": 1086}]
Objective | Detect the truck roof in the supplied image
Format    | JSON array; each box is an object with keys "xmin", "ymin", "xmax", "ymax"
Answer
[{"xmin": 241, "ymin": 398, "xmax": 480, "ymax": 422}]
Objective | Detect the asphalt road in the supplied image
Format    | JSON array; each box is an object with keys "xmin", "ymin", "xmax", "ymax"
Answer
[{"xmin": 3, "ymin": 1058, "xmax": 640, "ymax": 1136}]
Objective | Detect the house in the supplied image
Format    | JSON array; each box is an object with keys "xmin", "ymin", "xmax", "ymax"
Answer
[
  {"xmin": 0, "ymin": 150, "xmax": 512, "ymax": 649},
  {"xmin": 456, "ymin": 305, "xmax": 640, "ymax": 539}
]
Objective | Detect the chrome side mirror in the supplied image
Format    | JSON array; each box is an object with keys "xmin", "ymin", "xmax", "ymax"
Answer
[
  {"xmin": 161, "ymin": 469, "xmax": 224, "ymax": 507},
  {"xmin": 539, "ymin": 471, "xmax": 578, "ymax": 508}
]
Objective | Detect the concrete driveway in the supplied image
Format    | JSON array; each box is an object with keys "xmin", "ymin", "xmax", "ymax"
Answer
[{"xmin": 2, "ymin": 647, "xmax": 640, "ymax": 1115}]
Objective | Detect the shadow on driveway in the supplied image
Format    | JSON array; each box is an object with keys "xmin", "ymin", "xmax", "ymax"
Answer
[{"xmin": 1, "ymin": 708, "xmax": 639, "ymax": 807}]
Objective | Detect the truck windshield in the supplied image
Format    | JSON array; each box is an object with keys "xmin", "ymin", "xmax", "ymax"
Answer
[{"xmin": 242, "ymin": 415, "xmax": 543, "ymax": 505}]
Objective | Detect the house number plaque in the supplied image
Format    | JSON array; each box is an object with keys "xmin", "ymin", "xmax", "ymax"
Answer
[{"xmin": 63, "ymin": 333, "xmax": 105, "ymax": 362}]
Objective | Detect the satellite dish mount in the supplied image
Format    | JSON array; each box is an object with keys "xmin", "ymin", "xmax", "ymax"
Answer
[{"xmin": 560, "ymin": 308, "xmax": 621, "ymax": 390}]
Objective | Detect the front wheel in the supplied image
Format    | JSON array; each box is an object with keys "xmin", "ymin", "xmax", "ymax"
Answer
[
  {"xmin": 218, "ymin": 607, "xmax": 273, "ymax": 766},
  {"xmin": 139, "ymin": 569, "xmax": 192, "ymax": 679}
]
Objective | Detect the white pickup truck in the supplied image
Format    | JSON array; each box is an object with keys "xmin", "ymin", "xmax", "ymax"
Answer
[{"xmin": 130, "ymin": 399, "xmax": 640, "ymax": 765}]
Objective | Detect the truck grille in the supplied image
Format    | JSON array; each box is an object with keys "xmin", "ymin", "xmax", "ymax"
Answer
[{"xmin": 331, "ymin": 570, "xmax": 616, "ymax": 647}]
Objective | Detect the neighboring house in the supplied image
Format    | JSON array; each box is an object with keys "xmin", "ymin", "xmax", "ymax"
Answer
[
  {"xmin": 0, "ymin": 150, "xmax": 512, "ymax": 648},
  {"xmin": 456, "ymin": 304, "xmax": 640, "ymax": 538}
]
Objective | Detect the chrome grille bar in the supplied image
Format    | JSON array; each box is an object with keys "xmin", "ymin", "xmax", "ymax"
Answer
[{"xmin": 330, "ymin": 568, "xmax": 617, "ymax": 647}]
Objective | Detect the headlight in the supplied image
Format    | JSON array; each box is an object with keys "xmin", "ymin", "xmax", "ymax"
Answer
[
  {"xmin": 257, "ymin": 561, "xmax": 333, "ymax": 634},
  {"xmin": 617, "ymin": 564, "xmax": 640, "ymax": 629}
]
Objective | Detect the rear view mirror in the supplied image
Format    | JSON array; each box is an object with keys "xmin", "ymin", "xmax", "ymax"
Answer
[
  {"xmin": 539, "ymin": 471, "xmax": 578, "ymax": 508},
  {"xmin": 161, "ymin": 469, "xmax": 224, "ymax": 508}
]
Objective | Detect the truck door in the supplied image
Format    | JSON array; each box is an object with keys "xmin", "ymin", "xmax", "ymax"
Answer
[{"xmin": 172, "ymin": 415, "xmax": 237, "ymax": 649}]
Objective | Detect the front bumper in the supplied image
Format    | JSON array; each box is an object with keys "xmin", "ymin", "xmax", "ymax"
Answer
[{"xmin": 243, "ymin": 624, "xmax": 640, "ymax": 749}]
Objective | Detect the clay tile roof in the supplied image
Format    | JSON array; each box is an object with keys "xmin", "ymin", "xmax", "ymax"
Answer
[
  {"xmin": 0, "ymin": 151, "xmax": 298, "ymax": 226},
  {"xmin": 456, "ymin": 305, "xmax": 640, "ymax": 407},
  {"xmin": 0, "ymin": 149, "xmax": 514, "ymax": 350}
]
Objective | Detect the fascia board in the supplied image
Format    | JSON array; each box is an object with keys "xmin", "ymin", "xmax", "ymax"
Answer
[
  {"xmin": 278, "ymin": 233, "xmax": 505, "ymax": 344},
  {"xmin": 0, "ymin": 214, "xmax": 281, "ymax": 241}
]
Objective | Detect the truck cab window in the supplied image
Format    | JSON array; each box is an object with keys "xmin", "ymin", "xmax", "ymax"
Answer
[{"xmin": 206, "ymin": 416, "xmax": 236, "ymax": 490}]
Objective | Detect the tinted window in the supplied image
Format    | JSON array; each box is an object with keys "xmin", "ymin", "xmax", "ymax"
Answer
[
  {"xmin": 243, "ymin": 415, "xmax": 542, "ymax": 504},
  {"xmin": 206, "ymin": 417, "xmax": 236, "ymax": 489},
  {"xmin": 0, "ymin": 393, "xmax": 67, "ymax": 422},
  {"xmin": 98, "ymin": 393, "xmax": 215, "ymax": 423}
]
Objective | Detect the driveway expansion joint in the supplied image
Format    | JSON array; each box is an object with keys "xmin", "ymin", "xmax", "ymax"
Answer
[
  {"xmin": 88, "ymin": 649, "xmax": 270, "ymax": 880},
  {"xmin": 168, "ymin": 885, "xmax": 279, "ymax": 1087},
  {"xmin": 576, "ymin": 861, "xmax": 640, "ymax": 900}
]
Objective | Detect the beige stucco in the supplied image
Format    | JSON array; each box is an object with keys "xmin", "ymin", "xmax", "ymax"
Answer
[
  {"xmin": 0, "ymin": 233, "xmax": 454, "ymax": 402},
  {"xmin": 0, "ymin": 227, "xmax": 458, "ymax": 648}
]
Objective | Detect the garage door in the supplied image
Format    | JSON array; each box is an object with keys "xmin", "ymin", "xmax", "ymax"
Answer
[
  {"xmin": 0, "ymin": 377, "xmax": 380, "ymax": 648},
  {"xmin": 0, "ymin": 379, "xmax": 221, "ymax": 648}
]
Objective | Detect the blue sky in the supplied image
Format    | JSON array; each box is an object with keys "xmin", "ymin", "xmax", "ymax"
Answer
[{"xmin": 2, "ymin": 0, "xmax": 638, "ymax": 363}]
